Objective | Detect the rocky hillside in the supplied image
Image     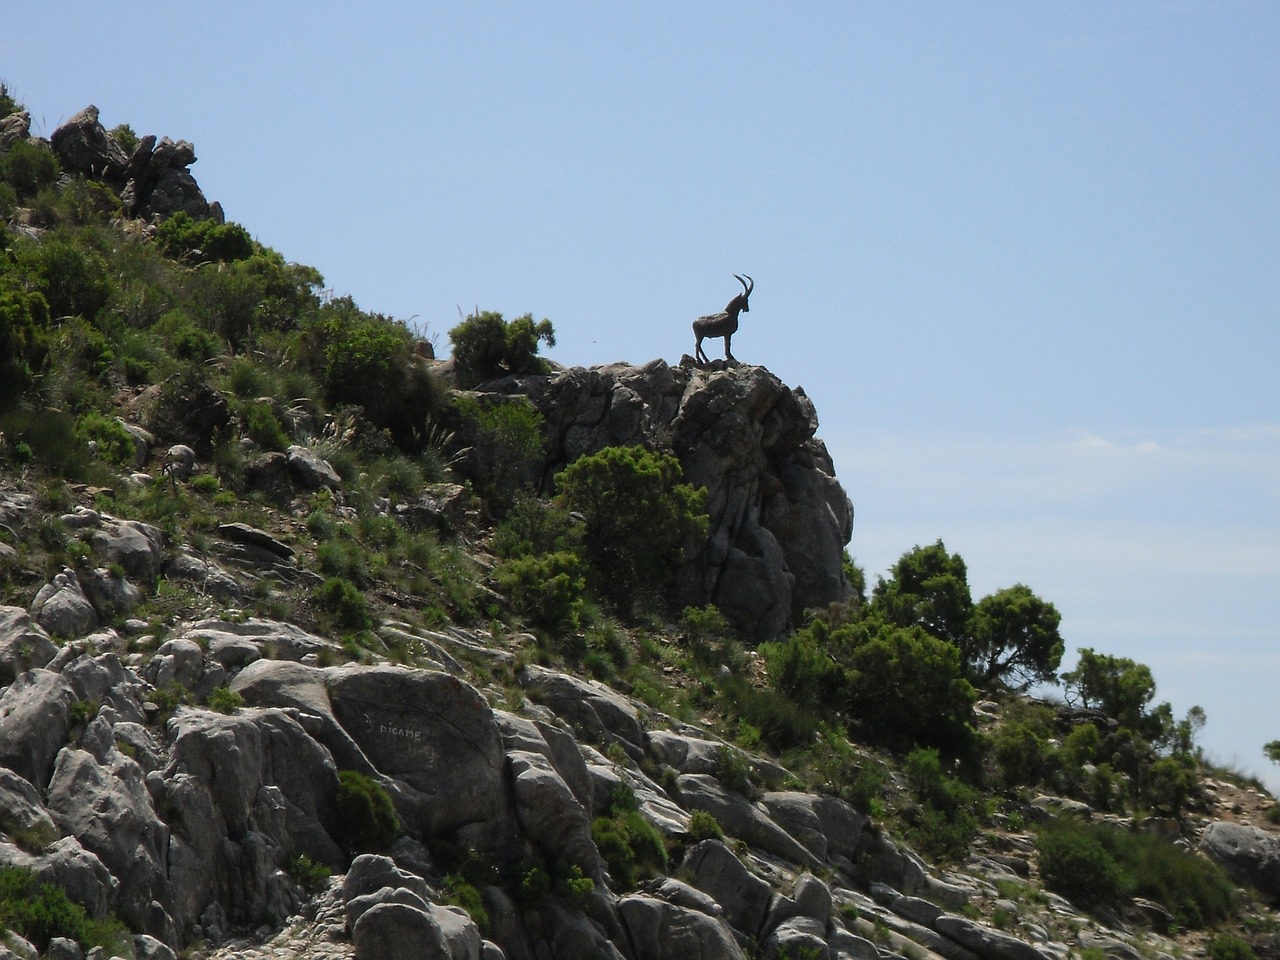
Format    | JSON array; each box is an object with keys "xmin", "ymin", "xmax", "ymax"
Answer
[{"xmin": 1, "ymin": 97, "xmax": 1278, "ymax": 960}]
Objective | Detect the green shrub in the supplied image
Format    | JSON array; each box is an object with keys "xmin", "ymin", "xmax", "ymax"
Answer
[
  {"xmin": 491, "ymin": 494, "xmax": 574, "ymax": 558},
  {"xmin": 242, "ymin": 400, "xmax": 289, "ymax": 451},
  {"xmin": 0, "ymin": 139, "xmax": 60, "ymax": 195},
  {"xmin": 1210, "ymin": 935, "xmax": 1257, "ymax": 960},
  {"xmin": 1035, "ymin": 817, "xmax": 1121, "ymax": 909},
  {"xmin": 442, "ymin": 874, "xmax": 490, "ymax": 934},
  {"xmin": 289, "ymin": 853, "xmax": 332, "ymax": 894},
  {"xmin": 448, "ymin": 309, "xmax": 555, "ymax": 387},
  {"xmin": 494, "ymin": 551, "xmax": 587, "ymax": 634},
  {"xmin": 17, "ymin": 238, "xmax": 111, "ymax": 322},
  {"xmin": 205, "ymin": 686, "xmax": 244, "ymax": 714},
  {"xmin": 336, "ymin": 770, "xmax": 401, "ymax": 853},
  {"xmin": 75, "ymin": 412, "xmax": 135, "ymax": 467},
  {"xmin": 556, "ymin": 445, "xmax": 707, "ymax": 616},
  {"xmin": 0, "ymin": 866, "xmax": 127, "ymax": 953},
  {"xmin": 156, "ymin": 211, "xmax": 254, "ymax": 263},
  {"xmin": 1034, "ymin": 813, "xmax": 1231, "ymax": 927},
  {"xmin": 687, "ymin": 809, "xmax": 724, "ymax": 842},
  {"xmin": 314, "ymin": 577, "xmax": 374, "ymax": 631},
  {"xmin": 303, "ymin": 297, "xmax": 438, "ymax": 449},
  {"xmin": 903, "ymin": 747, "xmax": 982, "ymax": 862},
  {"xmin": 591, "ymin": 785, "xmax": 668, "ymax": 891},
  {"xmin": 453, "ymin": 396, "xmax": 545, "ymax": 510}
]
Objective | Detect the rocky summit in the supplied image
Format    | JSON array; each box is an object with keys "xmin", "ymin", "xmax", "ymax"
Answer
[{"xmin": 1, "ymin": 95, "xmax": 1278, "ymax": 960}]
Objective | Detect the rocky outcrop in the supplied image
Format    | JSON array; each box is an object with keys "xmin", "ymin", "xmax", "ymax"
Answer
[
  {"xmin": 456, "ymin": 360, "xmax": 854, "ymax": 640},
  {"xmin": 50, "ymin": 105, "xmax": 218, "ymax": 222},
  {"xmin": 1200, "ymin": 822, "xmax": 1280, "ymax": 901}
]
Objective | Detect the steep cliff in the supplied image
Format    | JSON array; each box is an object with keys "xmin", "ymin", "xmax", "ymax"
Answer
[{"xmin": 452, "ymin": 359, "xmax": 854, "ymax": 641}]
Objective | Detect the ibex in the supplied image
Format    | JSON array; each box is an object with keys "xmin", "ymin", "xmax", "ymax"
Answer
[{"xmin": 693, "ymin": 274, "xmax": 753, "ymax": 365}]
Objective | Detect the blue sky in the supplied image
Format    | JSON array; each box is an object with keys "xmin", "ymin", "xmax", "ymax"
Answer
[{"xmin": 6, "ymin": 3, "xmax": 1278, "ymax": 789}]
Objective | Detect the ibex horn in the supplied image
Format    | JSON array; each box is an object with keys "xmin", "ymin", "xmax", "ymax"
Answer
[{"xmin": 734, "ymin": 274, "xmax": 753, "ymax": 297}]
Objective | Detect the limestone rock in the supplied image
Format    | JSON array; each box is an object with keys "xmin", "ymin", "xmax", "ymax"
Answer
[
  {"xmin": 89, "ymin": 517, "xmax": 165, "ymax": 582},
  {"xmin": 519, "ymin": 665, "xmax": 645, "ymax": 756},
  {"xmin": 760, "ymin": 791, "xmax": 867, "ymax": 863},
  {"xmin": 325, "ymin": 665, "xmax": 515, "ymax": 850},
  {"xmin": 286, "ymin": 445, "xmax": 342, "ymax": 490},
  {"xmin": 79, "ymin": 566, "xmax": 142, "ymax": 621},
  {"xmin": 934, "ymin": 915, "xmax": 1054, "ymax": 960},
  {"xmin": 0, "ymin": 606, "xmax": 58, "ymax": 683},
  {"xmin": 507, "ymin": 750, "xmax": 602, "ymax": 878},
  {"xmin": 50, "ymin": 105, "xmax": 131, "ymax": 180},
  {"xmin": 1199, "ymin": 822, "xmax": 1280, "ymax": 900},
  {"xmin": 676, "ymin": 774, "xmax": 820, "ymax": 869},
  {"xmin": 619, "ymin": 894, "xmax": 747, "ymax": 960},
  {"xmin": 0, "ymin": 669, "xmax": 76, "ymax": 786},
  {"xmin": 45, "ymin": 747, "xmax": 170, "ymax": 933},
  {"xmin": 681, "ymin": 839, "xmax": 773, "ymax": 937},
  {"xmin": 30, "ymin": 569, "xmax": 98, "ymax": 638},
  {"xmin": 453, "ymin": 360, "xmax": 852, "ymax": 641}
]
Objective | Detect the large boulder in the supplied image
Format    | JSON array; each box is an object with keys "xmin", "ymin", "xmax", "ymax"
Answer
[
  {"xmin": 507, "ymin": 750, "xmax": 602, "ymax": 878},
  {"xmin": 457, "ymin": 361, "xmax": 852, "ymax": 641},
  {"xmin": 680, "ymin": 839, "xmax": 773, "ymax": 937},
  {"xmin": 0, "ymin": 669, "xmax": 76, "ymax": 786},
  {"xmin": 519, "ymin": 665, "xmax": 645, "ymax": 756},
  {"xmin": 0, "ymin": 607, "xmax": 58, "ymax": 683},
  {"xmin": 50, "ymin": 105, "xmax": 131, "ymax": 181},
  {"xmin": 45, "ymin": 746, "xmax": 170, "ymax": 934},
  {"xmin": 29, "ymin": 570, "xmax": 98, "ymax": 638},
  {"xmin": 324, "ymin": 665, "xmax": 516, "ymax": 852},
  {"xmin": 619, "ymin": 894, "xmax": 747, "ymax": 960},
  {"xmin": 1199, "ymin": 822, "xmax": 1280, "ymax": 901}
]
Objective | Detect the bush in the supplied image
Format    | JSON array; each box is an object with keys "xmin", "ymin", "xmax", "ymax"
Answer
[
  {"xmin": 75, "ymin": 412, "xmax": 136, "ymax": 468},
  {"xmin": 453, "ymin": 396, "xmax": 544, "ymax": 509},
  {"xmin": 448, "ymin": 310, "xmax": 555, "ymax": 387},
  {"xmin": 556, "ymin": 445, "xmax": 707, "ymax": 616},
  {"xmin": 155, "ymin": 211, "xmax": 254, "ymax": 263},
  {"xmin": 336, "ymin": 770, "xmax": 401, "ymax": 853},
  {"xmin": 289, "ymin": 854, "xmax": 332, "ymax": 894},
  {"xmin": 903, "ymin": 747, "xmax": 982, "ymax": 862},
  {"xmin": 205, "ymin": 686, "xmax": 244, "ymax": 714},
  {"xmin": 687, "ymin": 809, "xmax": 724, "ymax": 842},
  {"xmin": 1210, "ymin": 936, "xmax": 1257, "ymax": 960},
  {"xmin": 0, "ymin": 139, "xmax": 60, "ymax": 195},
  {"xmin": 591, "ymin": 809, "xmax": 667, "ymax": 891},
  {"xmin": 0, "ymin": 866, "xmax": 127, "ymax": 953},
  {"xmin": 241, "ymin": 400, "xmax": 289, "ymax": 451},
  {"xmin": 1035, "ymin": 817, "xmax": 1122, "ymax": 909},
  {"xmin": 494, "ymin": 551, "xmax": 587, "ymax": 634},
  {"xmin": 314, "ymin": 577, "xmax": 374, "ymax": 631}
]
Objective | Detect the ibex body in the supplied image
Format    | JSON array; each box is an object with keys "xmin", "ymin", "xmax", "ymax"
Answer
[{"xmin": 693, "ymin": 274, "xmax": 753, "ymax": 365}]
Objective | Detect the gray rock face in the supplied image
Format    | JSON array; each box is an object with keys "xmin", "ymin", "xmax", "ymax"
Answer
[
  {"xmin": 50, "ymin": 105, "xmax": 131, "ymax": 180},
  {"xmin": 456, "ymin": 360, "xmax": 853, "ymax": 641},
  {"xmin": 30, "ymin": 570, "xmax": 98, "ymax": 638},
  {"xmin": 677, "ymin": 774, "xmax": 820, "ymax": 869},
  {"xmin": 0, "ymin": 669, "xmax": 76, "ymax": 786},
  {"xmin": 508, "ymin": 750, "xmax": 602, "ymax": 878},
  {"xmin": 519, "ymin": 665, "xmax": 645, "ymax": 756},
  {"xmin": 89, "ymin": 517, "xmax": 165, "ymax": 582},
  {"xmin": 325, "ymin": 665, "xmax": 516, "ymax": 851},
  {"xmin": 286, "ymin": 445, "xmax": 342, "ymax": 490},
  {"xmin": 934, "ymin": 915, "xmax": 1054, "ymax": 960},
  {"xmin": 45, "ymin": 746, "xmax": 170, "ymax": 932},
  {"xmin": 1199, "ymin": 821, "xmax": 1280, "ymax": 899},
  {"xmin": 619, "ymin": 894, "xmax": 747, "ymax": 960},
  {"xmin": 681, "ymin": 839, "xmax": 773, "ymax": 937},
  {"xmin": 0, "ymin": 606, "xmax": 58, "ymax": 683}
]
